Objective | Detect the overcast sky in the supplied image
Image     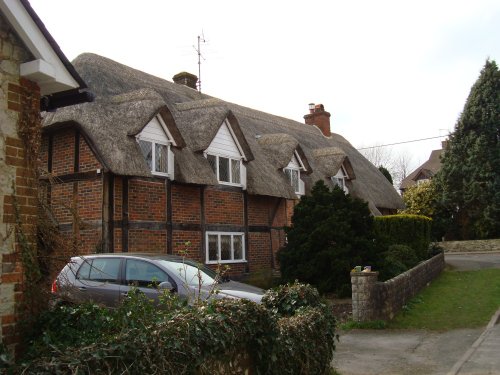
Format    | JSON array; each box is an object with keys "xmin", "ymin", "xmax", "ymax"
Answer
[{"xmin": 29, "ymin": 0, "xmax": 500, "ymax": 171}]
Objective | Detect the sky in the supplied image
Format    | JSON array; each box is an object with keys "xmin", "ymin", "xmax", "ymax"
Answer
[{"xmin": 29, "ymin": 0, "xmax": 500, "ymax": 173}]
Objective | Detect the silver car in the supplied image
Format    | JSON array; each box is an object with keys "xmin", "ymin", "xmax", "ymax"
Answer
[{"xmin": 51, "ymin": 253, "xmax": 264, "ymax": 307}]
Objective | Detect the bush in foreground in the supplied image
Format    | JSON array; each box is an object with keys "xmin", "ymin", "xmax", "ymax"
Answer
[{"xmin": 17, "ymin": 283, "xmax": 336, "ymax": 375}]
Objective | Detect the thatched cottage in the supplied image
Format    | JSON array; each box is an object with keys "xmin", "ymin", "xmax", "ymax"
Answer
[{"xmin": 41, "ymin": 53, "xmax": 403, "ymax": 277}]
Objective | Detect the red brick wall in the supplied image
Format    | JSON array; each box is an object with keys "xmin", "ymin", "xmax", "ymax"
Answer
[
  {"xmin": 172, "ymin": 230, "xmax": 202, "ymax": 261},
  {"xmin": 129, "ymin": 229, "xmax": 166, "ymax": 252},
  {"xmin": 205, "ymin": 188, "xmax": 244, "ymax": 225},
  {"xmin": 172, "ymin": 185, "xmax": 200, "ymax": 223},
  {"xmin": 51, "ymin": 129, "xmax": 74, "ymax": 175},
  {"xmin": 248, "ymin": 232, "xmax": 272, "ymax": 271},
  {"xmin": 79, "ymin": 136, "xmax": 101, "ymax": 172},
  {"xmin": 128, "ymin": 179, "xmax": 166, "ymax": 221},
  {"xmin": 1, "ymin": 73, "xmax": 41, "ymax": 352},
  {"xmin": 39, "ymin": 130, "xmax": 104, "ymax": 256}
]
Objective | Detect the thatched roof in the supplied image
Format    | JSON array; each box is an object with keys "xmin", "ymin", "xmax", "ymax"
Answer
[
  {"xmin": 43, "ymin": 53, "xmax": 404, "ymax": 212},
  {"xmin": 312, "ymin": 147, "xmax": 355, "ymax": 179},
  {"xmin": 400, "ymin": 148, "xmax": 444, "ymax": 190}
]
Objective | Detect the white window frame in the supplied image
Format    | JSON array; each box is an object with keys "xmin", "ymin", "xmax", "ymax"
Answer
[
  {"xmin": 137, "ymin": 137, "xmax": 172, "ymax": 178},
  {"xmin": 205, "ymin": 153, "xmax": 244, "ymax": 187},
  {"xmin": 331, "ymin": 165, "xmax": 349, "ymax": 194},
  {"xmin": 284, "ymin": 151, "xmax": 306, "ymax": 196},
  {"xmin": 136, "ymin": 114, "xmax": 176, "ymax": 179},
  {"xmin": 205, "ymin": 232, "xmax": 246, "ymax": 264}
]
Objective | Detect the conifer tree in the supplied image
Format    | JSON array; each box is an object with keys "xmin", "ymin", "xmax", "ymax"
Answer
[
  {"xmin": 278, "ymin": 181, "xmax": 379, "ymax": 296},
  {"xmin": 435, "ymin": 60, "xmax": 500, "ymax": 239}
]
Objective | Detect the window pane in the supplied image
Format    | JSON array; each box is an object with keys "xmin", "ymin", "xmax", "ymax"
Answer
[
  {"xmin": 208, "ymin": 234, "xmax": 218, "ymax": 262},
  {"xmin": 231, "ymin": 159, "xmax": 241, "ymax": 184},
  {"xmin": 220, "ymin": 235, "xmax": 231, "ymax": 260},
  {"xmin": 77, "ymin": 260, "xmax": 92, "ymax": 280},
  {"xmin": 126, "ymin": 259, "xmax": 167, "ymax": 287},
  {"xmin": 155, "ymin": 143, "xmax": 168, "ymax": 173},
  {"xmin": 207, "ymin": 154, "xmax": 217, "ymax": 175},
  {"xmin": 89, "ymin": 258, "xmax": 120, "ymax": 282},
  {"xmin": 285, "ymin": 168, "xmax": 292, "ymax": 183},
  {"xmin": 219, "ymin": 157, "xmax": 230, "ymax": 182},
  {"xmin": 233, "ymin": 235, "xmax": 243, "ymax": 260},
  {"xmin": 138, "ymin": 140, "xmax": 153, "ymax": 170},
  {"xmin": 292, "ymin": 170, "xmax": 299, "ymax": 192}
]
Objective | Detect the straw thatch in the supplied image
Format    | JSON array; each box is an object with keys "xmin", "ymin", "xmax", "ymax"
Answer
[{"xmin": 43, "ymin": 53, "xmax": 404, "ymax": 212}]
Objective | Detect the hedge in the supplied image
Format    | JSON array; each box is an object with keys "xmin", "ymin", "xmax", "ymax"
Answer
[
  {"xmin": 374, "ymin": 214, "xmax": 432, "ymax": 261},
  {"xmin": 18, "ymin": 283, "xmax": 337, "ymax": 375}
]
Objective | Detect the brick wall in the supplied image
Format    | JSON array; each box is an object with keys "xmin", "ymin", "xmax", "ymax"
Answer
[
  {"xmin": 351, "ymin": 252, "xmax": 445, "ymax": 322},
  {"xmin": 40, "ymin": 130, "xmax": 104, "ymax": 256},
  {"xmin": 1, "ymin": 14, "xmax": 39, "ymax": 354}
]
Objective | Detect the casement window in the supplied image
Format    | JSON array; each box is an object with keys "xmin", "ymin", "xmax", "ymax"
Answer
[
  {"xmin": 138, "ymin": 139, "xmax": 170, "ymax": 176},
  {"xmin": 284, "ymin": 167, "xmax": 301, "ymax": 193},
  {"xmin": 284, "ymin": 152, "xmax": 305, "ymax": 196},
  {"xmin": 331, "ymin": 166, "xmax": 349, "ymax": 194},
  {"xmin": 206, "ymin": 232, "xmax": 245, "ymax": 264},
  {"xmin": 136, "ymin": 114, "xmax": 175, "ymax": 178},
  {"xmin": 206, "ymin": 154, "xmax": 242, "ymax": 185}
]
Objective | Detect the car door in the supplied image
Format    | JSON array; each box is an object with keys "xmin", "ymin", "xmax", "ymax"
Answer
[
  {"xmin": 120, "ymin": 259, "xmax": 174, "ymax": 303},
  {"xmin": 73, "ymin": 257, "xmax": 122, "ymax": 307}
]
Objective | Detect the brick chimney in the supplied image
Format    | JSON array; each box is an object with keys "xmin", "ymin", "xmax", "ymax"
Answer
[
  {"xmin": 303, "ymin": 103, "xmax": 331, "ymax": 137},
  {"xmin": 172, "ymin": 72, "xmax": 198, "ymax": 90}
]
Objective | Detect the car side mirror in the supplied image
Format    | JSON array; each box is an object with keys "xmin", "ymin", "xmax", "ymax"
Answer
[{"xmin": 159, "ymin": 281, "xmax": 174, "ymax": 291}]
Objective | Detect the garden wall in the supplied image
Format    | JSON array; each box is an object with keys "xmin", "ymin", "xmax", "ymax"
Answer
[
  {"xmin": 439, "ymin": 239, "xmax": 500, "ymax": 253},
  {"xmin": 351, "ymin": 252, "xmax": 445, "ymax": 322}
]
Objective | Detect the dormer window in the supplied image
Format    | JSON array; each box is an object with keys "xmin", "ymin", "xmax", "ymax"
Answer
[
  {"xmin": 205, "ymin": 119, "xmax": 247, "ymax": 188},
  {"xmin": 138, "ymin": 139, "xmax": 169, "ymax": 175},
  {"xmin": 332, "ymin": 166, "xmax": 349, "ymax": 194},
  {"xmin": 207, "ymin": 154, "xmax": 242, "ymax": 185},
  {"xmin": 284, "ymin": 152, "xmax": 305, "ymax": 196},
  {"xmin": 136, "ymin": 114, "xmax": 176, "ymax": 178}
]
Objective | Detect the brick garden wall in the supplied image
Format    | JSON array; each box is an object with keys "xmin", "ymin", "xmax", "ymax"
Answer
[
  {"xmin": 1, "ymin": 14, "xmax": 39, "ymax": 354},
  {"xmin": 351, "ymin": 252, "xmax": 445, "ymax": 322}
]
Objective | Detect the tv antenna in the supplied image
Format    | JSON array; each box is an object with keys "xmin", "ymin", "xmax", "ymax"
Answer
[{"xmin": 193, "ymin": 32, "xmax": 207, "ymax": 93}]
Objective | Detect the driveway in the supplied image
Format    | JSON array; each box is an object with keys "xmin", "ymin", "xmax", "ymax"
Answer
[
  {"xmin": 332, "ymin": 252, "xmax": 500, "ymax": 375},
  {"xmin": 332, "ymin": 328, "xmax": 483, "ymax": 375}
]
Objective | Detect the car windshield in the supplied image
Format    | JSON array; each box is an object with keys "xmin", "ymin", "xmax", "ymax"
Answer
[{"xmin": 158, "ymin": 259, "xmax": 218, "ymax": 287}]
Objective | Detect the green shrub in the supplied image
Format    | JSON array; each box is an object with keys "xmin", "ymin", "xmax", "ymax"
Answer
[
  {"xmin": 374, "ymin": 214, "xmax": 432, "ymax": 261},
  {"xmin": 378, "ymin": 244, "xmax": 419, "ymax": 281},
  {"xmin": 262, "ymin": 281, "xmax": 322, "ymax": 316},
  {"xmin": 16, "ymin": 283, "xmax": 337, "ymax": 375},
  {"xmin": 279, "ymin": 181, "xmax": 381, "ymax": 296}
]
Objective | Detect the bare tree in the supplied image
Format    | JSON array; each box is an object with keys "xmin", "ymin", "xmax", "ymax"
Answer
[{"xmin": 359, "ymin": 145, "xmax": 414, "ymax": 189}]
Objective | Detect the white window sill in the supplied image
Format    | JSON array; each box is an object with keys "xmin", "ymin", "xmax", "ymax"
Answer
[
  {"xmin": 218, "ymin": 181, "xmax": 243, "ymax": 187},
  {"xmin": 206, "ymin": 260, "xmax": 247, "ymax": 265}
]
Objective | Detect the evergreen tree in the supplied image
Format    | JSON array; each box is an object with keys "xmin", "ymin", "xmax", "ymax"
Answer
[
  {"xmin": 278, "ymin": 181, "xmax": 380, "ymax": 296},
  {"xmin": 379, "ymin": 166, "xmax": 393, "ymax": 185},
  {"xmin": 435, "ymin": 60, "xmax": 500, "ymax": 239}
]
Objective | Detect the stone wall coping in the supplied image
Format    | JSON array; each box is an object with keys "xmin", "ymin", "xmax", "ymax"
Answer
[{"xmin": 350, "ymin": 271, "xmax": 379, "ymax": 277}]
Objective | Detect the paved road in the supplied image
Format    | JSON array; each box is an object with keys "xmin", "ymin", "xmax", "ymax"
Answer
[{"xmin": 332, "ymin": 252, "xmax": 500, "ymax": 375}]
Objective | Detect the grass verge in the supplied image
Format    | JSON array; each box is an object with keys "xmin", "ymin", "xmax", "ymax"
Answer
[{"xmin": 387, "ymin": 269, "xmax": 500, "ymax": 330}]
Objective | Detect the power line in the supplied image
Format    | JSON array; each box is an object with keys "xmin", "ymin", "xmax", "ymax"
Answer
[{"xmin": 357, "ymin": 135, "xmax": 447, "ymax": 150}]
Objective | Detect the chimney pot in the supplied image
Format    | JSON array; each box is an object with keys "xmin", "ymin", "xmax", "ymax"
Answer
[
  {"xmin": 172, "ymin": 72, "xmax": 198, "ymax": 90},
  {"xmin": 303, "ymin": 103, "xmax": 331, "ymax": 137}
]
